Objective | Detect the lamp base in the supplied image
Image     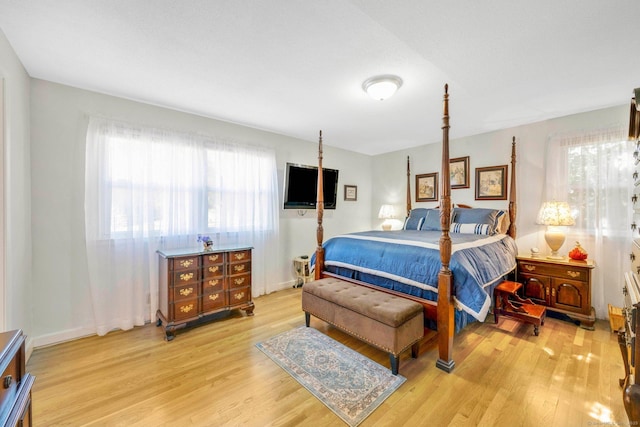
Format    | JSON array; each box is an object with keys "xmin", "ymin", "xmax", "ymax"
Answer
[
  {"xmin": 544, "ymin": 227, "xmax": 566, "ymax": 260},
  {"xmin": 381, "ymin": 223, "xmax": 392, "ymax": 231}
]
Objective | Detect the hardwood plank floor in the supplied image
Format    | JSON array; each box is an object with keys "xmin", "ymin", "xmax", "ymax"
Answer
[{"xmin": 27, "ymin": 287, "xmax": 628, "ymax": 426}]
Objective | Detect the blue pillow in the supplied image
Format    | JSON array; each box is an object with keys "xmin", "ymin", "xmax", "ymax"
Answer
[
  {"xmin": 403, "ymin": 208, "xmax": 428, "ymax": 230},
  {"xmin": 420, "ymin": 209, "xmax": 441, "ymax": 231}
]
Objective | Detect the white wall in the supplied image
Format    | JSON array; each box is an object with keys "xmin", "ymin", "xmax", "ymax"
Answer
[
  {"xmin": 29, "ymin": 79, "xmax": 372, "ymax": 346},
  {"xmin": 0, "ymin": 30, "xmax": 32, "ymax": 346},
  {"xmin": 372, "ymin": 104, "xmax": 629, "ymax": 318}
]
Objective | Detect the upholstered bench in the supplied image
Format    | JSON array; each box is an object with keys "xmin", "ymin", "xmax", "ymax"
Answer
[{"xmin": 301, "ymin": 277, "xmax": 424, "ymax": 375}]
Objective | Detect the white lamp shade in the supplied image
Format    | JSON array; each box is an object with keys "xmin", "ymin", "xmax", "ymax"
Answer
[
  {"xmin": 363, "ymin": 75, "xmax": 403, "ymax": 101},
  {"xmin": 378, "ymin": 204, "xmax": 395, "ymax": 219},
  {"xmin": 536, "ymin": 201, "xmax": 575, "ymax": 226}
]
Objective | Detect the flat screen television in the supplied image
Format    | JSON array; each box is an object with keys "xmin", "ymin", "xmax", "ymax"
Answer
[{"xmin": 283, "ymin": 162, "xmax": 339, "ymax": 209}]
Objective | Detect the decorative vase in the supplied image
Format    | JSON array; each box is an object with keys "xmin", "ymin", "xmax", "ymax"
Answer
[
  {"xmin": 203, "ymin": 241, "xmax": 213, "ymax": 251},
  {"xmin": 568, "ymin": 241, "xmax": 588, "ymax": 260}
]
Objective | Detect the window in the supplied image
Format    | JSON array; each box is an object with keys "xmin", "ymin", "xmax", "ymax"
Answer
[{"xmin": 87, "ymin": 118, "xmax": 279, "ymax": 240}]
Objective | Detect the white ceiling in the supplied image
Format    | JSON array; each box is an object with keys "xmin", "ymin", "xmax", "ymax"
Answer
[{"xmin": 1, "ymin": 1, "xmax": 638, "ymax": 155}]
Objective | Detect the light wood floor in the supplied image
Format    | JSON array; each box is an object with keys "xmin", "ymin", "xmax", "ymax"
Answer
[{"xmin": 28, "ymin": 287, "xmax": 627, "ymax": 426}]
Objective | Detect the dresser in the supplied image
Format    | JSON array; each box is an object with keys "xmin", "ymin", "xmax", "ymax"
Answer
[
  {"xmin": 157, "ymin": 246, "xmax": 254, "ymax": 340},
  {"xmin": 516, "ymin": 255, "xmax": 595, "ymax": 329},
  {"xmin": 0, "ymin": 330, "xmax": 34, "ymax": 427}
]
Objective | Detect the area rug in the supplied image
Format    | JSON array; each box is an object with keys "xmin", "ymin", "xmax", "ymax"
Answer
[{"xmin": 256, "ymin": 326, "xmax": 406, "ymax": 426}]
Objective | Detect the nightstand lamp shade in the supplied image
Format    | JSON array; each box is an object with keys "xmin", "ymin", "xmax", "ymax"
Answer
[
  {"xmin": 536, "ymin": 201, "xmax": 575, "ymax": 259},
  {"xmin": 378, "ymin": 204, "xmax": 395, "ymax": 231}
]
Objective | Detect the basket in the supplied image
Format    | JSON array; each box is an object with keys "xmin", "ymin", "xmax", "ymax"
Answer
[{"xmin": 608, "ymin": 304, "xmax": 625, "ymax": 333}]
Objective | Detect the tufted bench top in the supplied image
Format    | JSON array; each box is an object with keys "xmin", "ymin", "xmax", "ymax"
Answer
[{"xmin": 303, "ymin": 277, "xmax": 422, "ymax": 328}]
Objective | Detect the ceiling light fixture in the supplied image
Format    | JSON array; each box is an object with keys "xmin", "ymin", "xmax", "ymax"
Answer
[{"xmin": 362, "ymin": 75, "xmax": 403, "ymax": 101}]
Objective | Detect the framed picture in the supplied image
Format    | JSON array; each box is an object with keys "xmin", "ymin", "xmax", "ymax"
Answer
[
  {"xmin": 416, "ymin": 173, "xmax": 438, "ymax": 202},
  {"xmin": 344, "ymin": 185, "xmax": 357, "ymax": 201},
  {"xmin": 475, "ymin": 165, "xmax": 508, "ymax": 200},
  {"xmin": 450, "ymin": 156, "xmax": 470, "ymax": 189}
]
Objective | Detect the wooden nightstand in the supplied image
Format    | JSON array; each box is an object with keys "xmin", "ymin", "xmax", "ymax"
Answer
[{"xmin": 516, "ymin": 254, "xmax": 596, "ymax": 329}]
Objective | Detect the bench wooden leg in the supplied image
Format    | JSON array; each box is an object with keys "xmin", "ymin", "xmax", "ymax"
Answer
[
  {"xmin": 305, "ymin": 312, "xmax": 310, "ymax": 327},
  {"xmin": 411, "ymin": 342, "xmax": 419, "ymax": 359},
  {"xmin": 389, "ymin": 354, "xmax": 399, "ymax": 376}
]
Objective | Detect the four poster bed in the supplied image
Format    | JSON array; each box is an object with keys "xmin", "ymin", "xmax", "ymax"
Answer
[{"xmin": 311, "ymin": 85, "xmax": 518, "ymax": 372}]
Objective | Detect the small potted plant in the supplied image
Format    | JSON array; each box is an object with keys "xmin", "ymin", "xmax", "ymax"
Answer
[{"xmin": 197, "ymin": 234, "xmax": 213, "ymax": 251}]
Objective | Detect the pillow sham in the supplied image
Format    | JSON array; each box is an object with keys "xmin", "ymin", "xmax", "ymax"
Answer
[
  {"xmin": 403, "ymin": 208, "xmax": 429, "ymax": 230},
  {"xmin": 451, "ymin": 222, "xmax": 491, "ymax": 235},
  {"xmin": 420, "ymin": 209, "xmax": 441, "ymax": 231}
]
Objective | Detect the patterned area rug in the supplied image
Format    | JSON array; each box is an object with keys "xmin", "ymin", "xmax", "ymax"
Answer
[{"xmin": 256, "ymin": 326, "xmax": 406, "ymax": 426}]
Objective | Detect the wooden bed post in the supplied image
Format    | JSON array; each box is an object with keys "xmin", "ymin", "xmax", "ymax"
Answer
[
  {"xmin": 436, "ymin": 84, "xmax": 455, "ymax": 373},
  {"xmin": 406, "ymin": 156, "xmax": 412, "ymax": 217},
  {"xmin": 508, "ymin": 136, "xmax": 517, "ymax": 239},
  {"xmin": 315, "ymin": 130, "xmax": 325, "ymax": 280}
]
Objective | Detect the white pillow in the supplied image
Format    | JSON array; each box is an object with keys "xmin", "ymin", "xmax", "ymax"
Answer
[{"xmin": 451, "ymin": 222, "xmax": 491, "ymax": 235}]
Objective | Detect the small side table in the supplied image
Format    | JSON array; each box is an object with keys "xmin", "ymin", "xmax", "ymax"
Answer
[
  {"xmin": 293, "ymin": 256, "xmax": 312, "ymax": 288},
  {"xmin": 494, "ymin": 280, "xmax": 547, "ymax": 336}
]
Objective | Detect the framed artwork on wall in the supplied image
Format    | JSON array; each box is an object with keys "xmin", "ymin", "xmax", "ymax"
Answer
[
  {"xmin": 344, "ymin": 185, "xmax": 357, "ymax": 201},
  {"xmin": 475, "ymin": 165, "xmax": 508, "ymax": 200},
  {"xmin": 416, "ymin": 173, "xmax": 438, "ymax": 202},
  {"xmin": 450, "ymin": 156, "xmax": 470, "ymax": 189}
]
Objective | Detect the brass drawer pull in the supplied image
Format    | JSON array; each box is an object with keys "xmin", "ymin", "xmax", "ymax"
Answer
[
  {"xmin": 209, "ymin": 266, "xmax": 220, "ymax": 273},
  {"xmin": 208, "ymin": 254, "xmax": 220, "ymax": 262},
  {"xmin": 524, "ymin": 264, "xmax": 536, "ymax": 272},
  {"xmin": 234, "ymin": 265, "xmax": 245, "ymax": 272},
  {"xmin": 545, "ymin": 287, "xmax": 550, "ymax": 297},
  {"xmin": 234, "ymin": 277, "xmax": 245, "ymax": 286},
  {"xmin": 234, "ymin": 292, "xmax": 245, "ymax": 300},
  {"xmin": 179, "ymin": 288, "xmax": 193, "ymax": 297},
  {"xmin": 567, "ymin": 270, "xmax": 581, "ymax": 279},
  {"xmin": 179, "ymin": 259, "xmax": 194, "ymax": 268},
  {"xmin": 208, "ymin": 294, "xmax": 220, "ymax": 301},
  {"xmin": 208, "ymin": 279, "xmax": 220, "ymax": 286},
  {"xmin": 180, "ymin": 304, "xmax": 194, "ymax": 313},
  {"xmin": 3, "ymin": 375, "xmax": 12, "ymax": 389},
  {"xmin": 234, "ymin": 253, "xmax": 246, "ymax": 260},
  {"xmin": 179, "ymin": 273, "xmax": 194, "ymax": 282}
]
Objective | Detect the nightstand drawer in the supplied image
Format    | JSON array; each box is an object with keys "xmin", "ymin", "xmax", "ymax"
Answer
[
  {"xmin": 173, "ymin": 270, "xmax": 198, "ymax": 285},
  {"xmin": 229, "ymin": 286, "xmax": 251, "ymax": 305},
  {"xmin": 229, "ymin": 250, "xmax": 251, "ymax": 263},
  {"xmin": 174, "ymin": 283, "xmax": 199, "ymax": 301},
  {"xmin": 203, "ymin": 277, "xmax": 224, "ymax": 293},
  {"xmin": 518, "ymin": 262, "xmax": 589, "ymax": 282}
]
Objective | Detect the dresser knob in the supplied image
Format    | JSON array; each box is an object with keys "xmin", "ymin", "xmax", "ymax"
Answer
[{"xmin": 3, "ymin": 375, "xmax": 12, "ymax": 389}]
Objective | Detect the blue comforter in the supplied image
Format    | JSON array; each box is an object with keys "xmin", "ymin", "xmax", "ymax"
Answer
[{"xmin": 311, "ymin": 230, "xmax": 517, "ymax": 323}]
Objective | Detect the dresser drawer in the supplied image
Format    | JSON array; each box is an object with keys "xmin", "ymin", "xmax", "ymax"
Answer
[
  {"xmin": 203, "ymin": 277, "xmax": 224, "ymax": 293},
  {"xmin": 228, "ymin": 273, "xmax": 251, "ymax": 289},
  {"xmin": 174, "ymin": 283, "xmax": 199, "ymax": 301},
  {"xmin": 172, "ymin": 299, "xmax": 199, "ymax": 321},
  {"xmin": 518, "ymin": 261, "xmax": 589, "ymax": 282},
  {"xmin": 203, "ymin": 264, "xmax": 224, "ymax": 278},
  {"xmin": 228, "ymin": 260, "xmax": 251, "ymax": 276},
  {"xmin": 202, "ymin": 291, "xmax": 226, "ymax": 311},
  {"xmin": 171, "ymin": 256, "xmax": 199, "ymax": 271},
  {"xmin": 203, "ymin": 252, "xmax": 224, "ymax": 266},
  {"xmin": 173, "ymin": 270, "xmax": 198, "ymax": 286},
  {"xmin": 0, "ymin": 353, "xmax": 19, "ymax": 412},
  {"xmin": 229, "ymin": 250, "xmax": 251, "ymax": 263},
  {"xmin": 229, "ymin": 286, "xmax": 251, "ymax": 305}
]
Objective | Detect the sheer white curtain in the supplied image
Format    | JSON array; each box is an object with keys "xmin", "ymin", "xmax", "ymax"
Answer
[
  {"xmin": 85, "ymin": 117, "xmax": 279, "ymax": 335},
  {"xmin": 543, "ymin": 125, "xmax": 633, "ymax": 318}
]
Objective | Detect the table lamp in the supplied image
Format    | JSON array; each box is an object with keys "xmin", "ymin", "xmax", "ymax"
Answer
[
  {"xmin": 536, "ymin": 201, "xmax": 575, "ymax": 259},
  {"xmin": 378, "ymin": 205, "xmax": 395, "ymax": 231}
]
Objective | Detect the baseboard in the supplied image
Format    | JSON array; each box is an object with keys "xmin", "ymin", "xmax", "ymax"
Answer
[{"xmin": 32, "ymin": 326, "xmax": 96, "ymax": 349}]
